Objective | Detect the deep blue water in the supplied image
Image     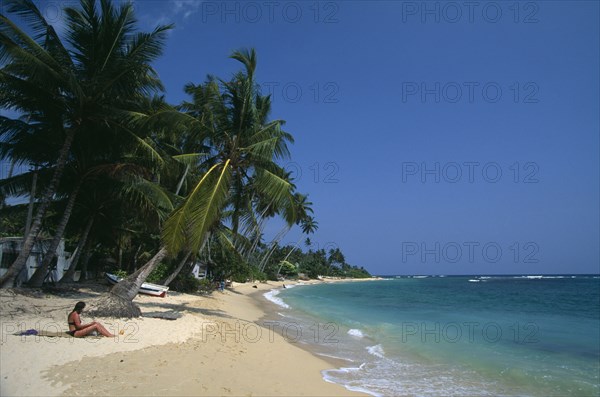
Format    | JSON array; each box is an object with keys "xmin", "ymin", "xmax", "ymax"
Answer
[{"xmin": 266, "ymin": 276, "xmax": 600, "ymax": 396}]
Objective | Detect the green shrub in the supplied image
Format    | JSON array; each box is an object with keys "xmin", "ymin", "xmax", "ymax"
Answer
[
  {"xmin": 251, "ymin": 267, "xmax": 268, "ymax": 282},
  {"xmin": 113, "ymin": 269, "xmax": 129, "ymax": 279},
  {"xmin": 170, "ymin": 274, "xmax": 208, "ymax": 294},
  {"xmin": 197, "ymin": 278, "xmax": 214, "ymax": 294},
  {"xmin": 147, "ymin": 262, "xmax": 170, "ymax": 283}
]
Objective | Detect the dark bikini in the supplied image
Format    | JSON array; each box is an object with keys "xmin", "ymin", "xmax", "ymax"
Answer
[{"xmin": 67, "ymin": 312, "xmax": 77, "ymax": 336}]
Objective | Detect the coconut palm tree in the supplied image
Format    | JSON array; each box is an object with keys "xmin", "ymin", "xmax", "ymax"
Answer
[
  {"xmin": 94, "ymin": 49, "xmax": 302, "ymax": 317},
  {"xmin": 0, "ymin": 0, "xmax": 171, "ymax": 287},
  {"xmin": 257, "ymin": 192, "xmax": 316, "ymax": 273}
]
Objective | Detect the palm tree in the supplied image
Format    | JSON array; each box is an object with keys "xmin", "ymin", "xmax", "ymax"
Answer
[
  {"xmin": 93, "ymin": 49, "xmax": 302, "ymax": 317},
  {"xmin": 258, "ymin": 192, "xmax": 316, "ymax": 273},
  {"xmin": 0, "ymin": 0, "xmax": 171, "ymax": 287}
]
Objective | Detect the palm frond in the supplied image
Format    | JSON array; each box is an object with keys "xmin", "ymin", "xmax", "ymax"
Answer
[
  {"xmin": 172, "ymin": 152, "xmax": 210, "ymax": 166},
  {"xmin": 121, "ymin": 176, "xmax": 174, "ymax": 221},
  {"xmin": 253, "ymin": 168, "xmax": 296, "ymax": 224},
  {"xmin": 162, "ymin": 160, "xmax": 232, "ymax": 255},
  {"xmin": 229, "ymin": 48, "xmax": 257, "ymax": 79}
]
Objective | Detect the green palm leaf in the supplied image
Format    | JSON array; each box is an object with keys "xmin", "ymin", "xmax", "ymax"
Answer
[
  {"xmin": 121, "ymin": 176, "xmax": 175, "ymax": 220},
  {"xmin": 162, "ymin": 160, "xmax": 232, "ymax": 254}
]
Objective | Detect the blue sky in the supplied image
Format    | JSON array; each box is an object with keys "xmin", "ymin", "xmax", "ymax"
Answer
[{"xmin": 3, "ymin": 1, "xmax": 599, "ymax": 275}]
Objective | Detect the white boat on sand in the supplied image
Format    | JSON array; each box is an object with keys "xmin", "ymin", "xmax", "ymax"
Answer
[{"xmin": 104, "ymin": 273, "xmax": 169, "ymax": 298}]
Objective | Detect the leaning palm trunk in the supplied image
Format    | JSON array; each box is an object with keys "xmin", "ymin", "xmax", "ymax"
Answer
[
  {"xmin": 258, "ymin": 225, "xmax": 291, "ymax": 272},
  {"xmin": 28, "ymin": 182, "xmax": 81, "ymax": 287},
  {"xmin": 60, "ymin": 216, "xmax": 94, "ymax": 284},
  {"xmin": 0, "ymin": 128, "xmax": 76, "ymax": 288},
  {"xmin": 80, "ymin": 243, "xmax": 97, "ymax": 281},
  {"xmin": 164, "ymin": 232, "xmax": 213, "ymax": 286},
  {"xmin": 245, "ymin": 218, "xmax": 265, "ymax": 259},
  {"xmin": 131, "ymin": 244, "xmax": 143, "ymax": 272},
  {"xmin": 90, "ymin": 160, "xmax": 232, "ymax": 317},
  {"xmin": 244, "ymin": 204, "xmax": 274, "ymax": 260},
  {"xmin": 24, "ymin": 167, "xmax": 38, "ymax": 237},
  {"xmin": 90, "ymin": 247, "xmax": 168, "ymax": 318},
  {"xmin": 175, "ymin": 164, "xmax": 190, "ymax": 196},
  {"xmin": 276, "ymin": 237, "xmax": 303, "ymax": 276},
  {"xmin": 162, "ymin": 250, "xmax": 192, "ymax": 286}
]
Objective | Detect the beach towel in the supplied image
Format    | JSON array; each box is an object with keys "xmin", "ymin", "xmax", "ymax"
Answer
[
  {"xmin": 14, "ymin": 329, "xmax": 101, "ymax": 338},
  {"xmin": 17, "ymin": 329, "xmax": 38, "ymax": 336}
]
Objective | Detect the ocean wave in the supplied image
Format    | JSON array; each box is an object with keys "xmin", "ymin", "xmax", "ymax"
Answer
[
  {"xmin": 366, "ymin": 344, "xmax": 385, "ymax": 358},
  {"xmin": 263, "ymin": 289, "xmax": 290, "ymax": 309},
  {"xmin": 316, "ymin": 353, "xmax": 355, "ymax": 363},
  {"xmin": 512, "ymin": 275, "xmax": 581, "ymax": 280},
  {"xmin": 322, "ymin": 366, "xmax": 382, "ymax": 397},
  {"xmin": 328, "ymin": 363, "xmax": 366, "ymax": 373},
  {"xmin": 348, "ymin": 329, "xmax": 365, "ymax": 338},
  {"xmin": 468, "ymin": 279, "xmax": 481, "ymax": 283}
]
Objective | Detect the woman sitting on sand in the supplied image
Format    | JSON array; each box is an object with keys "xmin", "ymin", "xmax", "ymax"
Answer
[{"xmin": 67, "ymin": 301, "xmax": 115, "ymax": 337}]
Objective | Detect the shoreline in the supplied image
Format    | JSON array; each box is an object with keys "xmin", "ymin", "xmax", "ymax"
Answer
[
  {"xmin": 0, "ymin": 279, "xmax": 379, "ymax": 396},
  {"xmin": 252, "ymin": 279, "xmax": 384, "ymax": 397}
]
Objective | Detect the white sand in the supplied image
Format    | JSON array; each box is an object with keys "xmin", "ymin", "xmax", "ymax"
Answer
[{"xmin": 0, "ymin": 279, "xmax": 379, "ymax": 396}]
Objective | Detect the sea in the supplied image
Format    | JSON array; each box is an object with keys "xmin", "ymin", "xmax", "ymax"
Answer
[{"xmin": 263, "ymin": 275, "xmax": 600, "ymax": 396}]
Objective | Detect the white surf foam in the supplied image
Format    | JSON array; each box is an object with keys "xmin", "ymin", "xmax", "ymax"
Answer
[
  {"xmin": 263, "ymin": 289, "xmax": 289, "ymax": 309},
  {"xmin": 366, "ymin": 344, "xmax": 385, "ymax": 358},
  {"xmin": 322, "ymin": 366, "xmax": 382, "ymax": 397},
  {"xmin": 348, "ymin": 328, "xmax": 365, "ymax": 338},
  {"xmin": 316, "ymin": 353, "xmax": 355, "ymax": 363}
]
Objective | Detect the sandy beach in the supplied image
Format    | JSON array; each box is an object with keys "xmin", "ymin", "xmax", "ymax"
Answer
[{"xmin": 0, "ymin": 279, "xmax": 379, "ymax": 396}]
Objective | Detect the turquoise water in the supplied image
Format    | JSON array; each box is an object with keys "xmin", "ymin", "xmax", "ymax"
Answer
[{"xmin": 267, "ymin": 276, "xmax": 600, "ymax": 396}]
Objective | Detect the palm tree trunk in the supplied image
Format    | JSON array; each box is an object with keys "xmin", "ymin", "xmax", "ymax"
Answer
[
  {"xmin": 91, "ymin": 246, "xmax": 168, "ymax": 318},
  {"xmin": 60, "ymin": 216, "xmax": 94, "ymax": 283},
  {"xmin": 80, "ymin": 243, "xmax": 96, "ymax": 281},
  {"xmin": 111, "ymin": 246, "xmax": 168, "ymax": 301},
  {"xmin": 131, "ymin": 244, "xmax": 142, "ymax": 272},
  {"xmin": 163, "ymin": 232, "xmax": 212, "ymax": 286},
  {"xmin": 117, "ymin": 247, "xmax": 123, "ymax": 270},
  {"xmin": 175, "ymin": 164, "xmax": 189, "ymax": 196},
  {"xmin": 163, "ymin": 250, "xmax": 192, "ymax": 286},
  {"xmin": 24, "ymin": 167, "xmax": 38, "ymax": 237},
  {"xmin": 244, "ymin": 204, "xmax": 273, "ymax": 260},
  {"xmin": 28, "ymin": 182, "xmax": 81, "ymax": 287},
  {"xmin": 258, "ymin": 225, "xmax": 290, "ymax": 272},
  {"xmin": 0, "ymin": 128, "xmax": 76, "ymax": 288},
  {"xmin": 276, "ymin": 238, "xmax": 302, "ymax": 276}
]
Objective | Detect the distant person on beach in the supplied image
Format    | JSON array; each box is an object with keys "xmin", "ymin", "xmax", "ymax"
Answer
[{"xmin": 67, "ymin": 301, "xmax": 115, "ymax": 337}]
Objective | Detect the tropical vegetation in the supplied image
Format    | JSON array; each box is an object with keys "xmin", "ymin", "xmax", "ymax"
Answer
[{"xmin": 0, "ymin": 0, "xmax": 370, "ymax": 317}]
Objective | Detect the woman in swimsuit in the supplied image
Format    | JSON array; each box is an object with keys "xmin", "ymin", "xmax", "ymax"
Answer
[{"xmin": 68, "ymin": 301, "xmax": 115, "ymax": 337}]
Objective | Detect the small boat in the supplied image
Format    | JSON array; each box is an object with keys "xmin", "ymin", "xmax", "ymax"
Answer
[{"xmin": 104, "ymin": 273, "xmax": 169, "ymax": 298}]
